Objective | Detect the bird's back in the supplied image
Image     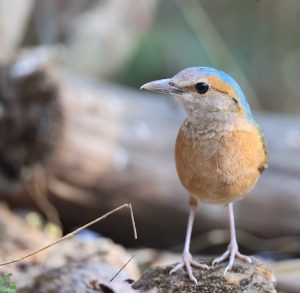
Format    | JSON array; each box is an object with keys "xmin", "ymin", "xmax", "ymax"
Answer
[{"xmin": 175, "ymin": 121, "xmax": 267, "ymax": 205}]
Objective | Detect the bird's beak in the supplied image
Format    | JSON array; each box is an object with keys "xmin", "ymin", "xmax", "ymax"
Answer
[{"xmin": 140, "ymin": 79, "xmax": 181, "ymax": 95}]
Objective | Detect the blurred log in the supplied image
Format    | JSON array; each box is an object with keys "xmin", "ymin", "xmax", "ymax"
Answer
[
  {"xmin": 1, "ymin": 55, "xmax": 300, "ymax": 250},
  {"xmin": 133, "ymin": 257, "xmax": 276, "ymax": 293}
]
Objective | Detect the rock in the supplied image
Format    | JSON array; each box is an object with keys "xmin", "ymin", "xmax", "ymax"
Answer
[
  {"xmin": 4, "ymin": 237, "xmax": 140, "ymax": 291},
  {"xmin": 88, "ymin": 278, "xmax": 157, "ymax": 293},
  {"xmin": 0, "ymin": 204, "xmax": 52, "ymax": 289},
  {"xmin": 0, "ymin": 204, "xmax": 51, "ymax": 255},
  {"xmin": 37, "ymin": 237, "xmax": 140, "ymax": 279},
  {"xmin": 0, "ymin": 204, "xmax": 140, "ymax": 291},
  {"xmin": 19, "ymin": 263, "xmax": 135, "ymax": 293},
  {"xmin": 133, "ymin": 257, "xmax": 276, "ymax": 293}
]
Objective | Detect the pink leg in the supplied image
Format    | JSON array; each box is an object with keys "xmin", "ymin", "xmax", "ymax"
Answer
[
  {"xmin": 212, "ymin": 203, "xmax": 251, "ymax": 274},
  {"xmin": 170, "ymin": 199, "xmax": 208, "ymax": 284}
]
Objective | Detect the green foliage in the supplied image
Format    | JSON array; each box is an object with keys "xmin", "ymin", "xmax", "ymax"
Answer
[
  {"xmin": 119, "ymin": 0, "xmax": 300, "ymax": 113},
  {"xmin": 0, "ymin": 274, "xmax": 16, "ymax": 293}
]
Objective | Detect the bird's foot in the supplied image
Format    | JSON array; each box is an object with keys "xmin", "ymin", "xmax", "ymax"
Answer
[
  {"xmin": 170, "ymin": 251, "xmax": 209, "ymax": 284},
  {"xmin": 212, "ymin": 240, "xmax": 251, "ymax": 275}
]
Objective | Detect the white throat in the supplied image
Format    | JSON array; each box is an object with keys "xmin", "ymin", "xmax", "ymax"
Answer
[{"xmin": 175, "ymin": 95, "xmax": 253, "ymax": 137}]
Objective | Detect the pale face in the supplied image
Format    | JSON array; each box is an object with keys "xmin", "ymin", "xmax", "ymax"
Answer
[{"xmin": 141, "ymin": 67, "xmax": 248, "ymax": 125}]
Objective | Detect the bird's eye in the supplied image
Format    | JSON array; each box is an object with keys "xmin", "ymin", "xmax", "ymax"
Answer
[{"xmin": 195, "ymin": 82, "xmax": 209, "ymax": 94}]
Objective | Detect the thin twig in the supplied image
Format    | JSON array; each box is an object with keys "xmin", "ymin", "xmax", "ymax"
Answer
[
  {"xmin": 0, "ymin": 203, "xmax": 137, "ymax": 267},
  {"xmin": 109, "ymin": 255, "xmax": 135, "ymax": 282},
  {"xmin": 129, "ymin": 204, "xmax": 137, "ymax": 240}
]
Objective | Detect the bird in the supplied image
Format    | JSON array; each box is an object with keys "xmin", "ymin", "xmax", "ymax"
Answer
[{"xmin": 140, "ymin": 67, "xmax": 267, "ymax": 284}]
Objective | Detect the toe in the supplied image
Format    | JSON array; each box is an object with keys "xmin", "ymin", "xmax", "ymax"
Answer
[
  {"xmin": 224, "ymin": 252, "xmax": 236, "ymax": 275},
  {"xmin": 227, "ymin": 251, "xmax": 236, "ymax": 270},
  {"xmin": 170, "ymin": 263, "xmax": 183, "ymax": 275},
  {"xmin": 236, "ymin": 252, "xmax": 251, "ymax": 263},
  {"xmin": 191, "ymin": 259, "xmax": 209, "ymax": 270},
  {"xmin": 189, "ymin": 274, "xmax": 198, "ymax": 285},
  {"xmin": 170, "ymin": 253, "xmax": 207, "ymax": 283},
  {"xmin": 224, "ymin": 264, "xmax": 233, "ymax": 276},
  {"xmin": 212, "ymin": 250, "xmax": 230, "ymax": 266},
  {"xmin": 185, "ymin": 262, "xmax": 198, "ymax": 284}
]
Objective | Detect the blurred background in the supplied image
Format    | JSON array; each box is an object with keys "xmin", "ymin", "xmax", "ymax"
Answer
[{"xmin": 0, "ymin": 0, "xmax": 300, "ymax": 292}]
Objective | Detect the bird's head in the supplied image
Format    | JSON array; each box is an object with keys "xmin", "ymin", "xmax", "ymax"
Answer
[{"xmin": 141, "ymin": 67, "xmax": 253, "ymax": 125}]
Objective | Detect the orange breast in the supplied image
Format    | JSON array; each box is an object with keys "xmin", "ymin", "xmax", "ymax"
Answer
[{"xmin": 175, "ymin": 126, "xmax": 267, "ymax": 205}]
